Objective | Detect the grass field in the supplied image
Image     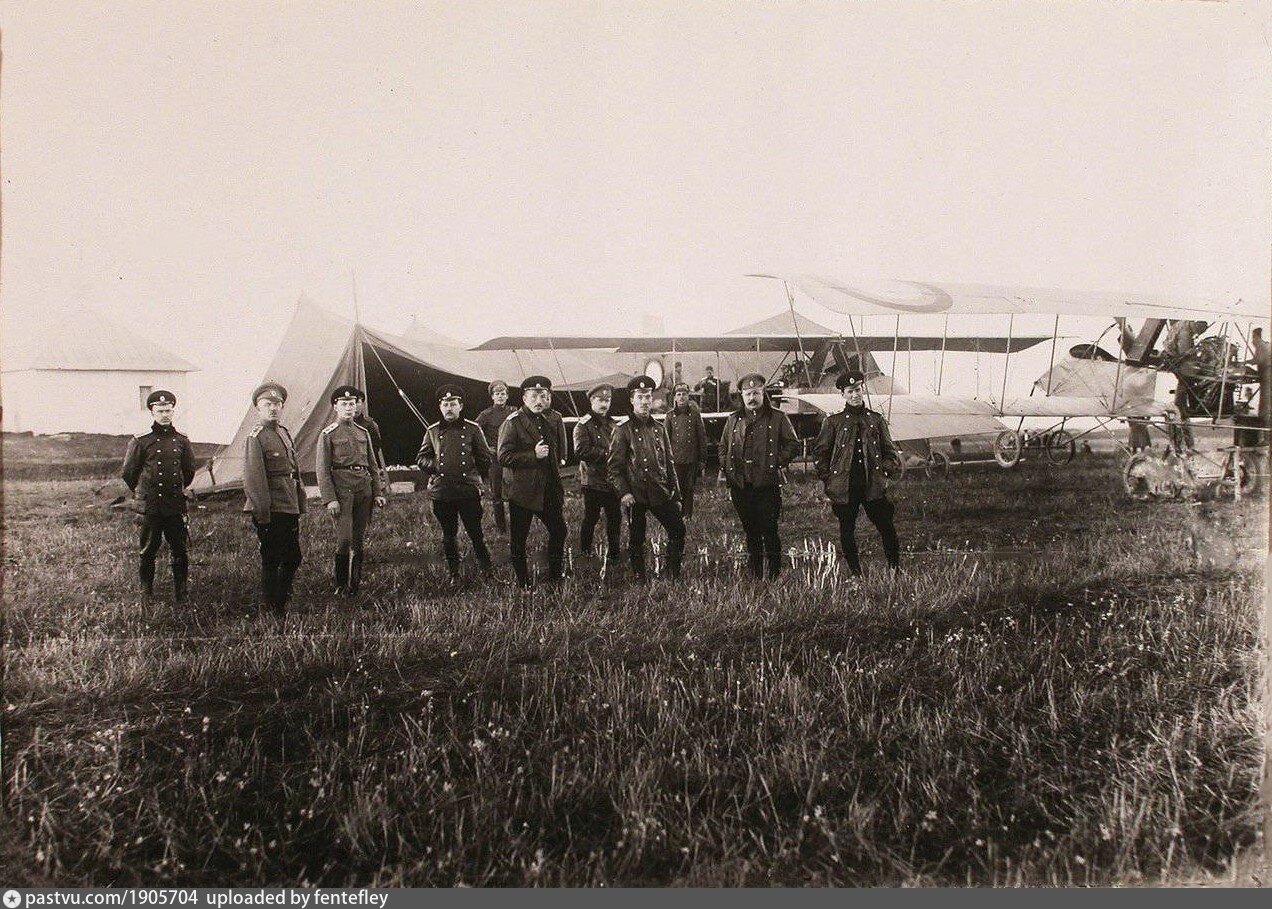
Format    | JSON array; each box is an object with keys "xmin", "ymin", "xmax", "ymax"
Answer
[{"xmin": 2, "ymin": 436, "xmax": 1268, "ymax": 886}]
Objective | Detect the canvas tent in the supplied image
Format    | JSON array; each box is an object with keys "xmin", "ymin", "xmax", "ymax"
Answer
[{"xmin": 192, "ymin": 300, "xmax": 628, "ymax": 493}]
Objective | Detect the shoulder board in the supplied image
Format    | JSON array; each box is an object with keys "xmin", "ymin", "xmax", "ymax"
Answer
[
  {"xmin": 464, "ymin": 419, "xmax": 481, "ymax": 428},
  {"xmin": 578, "ymin": 414, "xmax": 591, "ymax": 425},
  {"xmin": 614, "ymin": 416, "xmax": 630, "ymax": 426},
  {"xmin": 134, "ymin": 430, "xmax": 152, "ymax": 440},
  {"xmin": 349, "ymin": 422, "xmax": 370, "ymax": 435},
  {"xmin": 248, "ymin": 425, "xmax": 264, "ymax": 438},
  {"xmin": 321, "ymin": 422, "xmax": 339, "ymax": 434},
  {"xmin": 504, "ymin": 411, "xmax": 521, "ymax": 422}
]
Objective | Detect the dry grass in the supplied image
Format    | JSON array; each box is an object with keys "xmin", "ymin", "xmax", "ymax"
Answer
[{"xmin": 2, "ymin": 448, "xmax": 1267, "ymax": 886}]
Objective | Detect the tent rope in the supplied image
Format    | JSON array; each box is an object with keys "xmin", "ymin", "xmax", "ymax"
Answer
[{"xmin": 365, "ymin": 338, "xmax": 430, "ymax": 427}]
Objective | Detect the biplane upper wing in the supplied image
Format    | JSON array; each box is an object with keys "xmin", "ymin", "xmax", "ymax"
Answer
[
  {"xmin": 756, "ymin": 274, "xmax": 1269, "ymax": 323},
  {"xmin": 472, "ymin": 334, "xmax": 1050, "ymax": 353}
]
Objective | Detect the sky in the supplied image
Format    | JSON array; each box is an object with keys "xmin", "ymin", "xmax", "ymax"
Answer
[{"xmin": 2, "ymin": 1, "xmax": 1269, "ymax": 441}]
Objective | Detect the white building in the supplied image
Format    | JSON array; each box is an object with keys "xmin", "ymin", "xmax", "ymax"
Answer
[{"xmin": 1, "ymin": 307, "xmax": 197, "ymax": 435}]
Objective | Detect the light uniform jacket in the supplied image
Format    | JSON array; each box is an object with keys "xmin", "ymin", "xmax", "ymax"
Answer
[
  {"xmin": 316, "ymin": 420, "xmax": 382, "ymax": 505},
  {"xmin": 812, "ymin": 406, "xmax": 901, "ymax": 503},
  {"xmin": 497, "ymin": 407, "xmax": 567, "ymax": 512},
  {"xmin": 243, "ymin": 422, "xmax": 306, "ymax": 522},
  {"xmin": 665, "ymin": 403, "xmax": 708, "ymax": 466},
  {"xmin": 607, "ymin": 414, "xmax": 680, "ymax": 507},
  {"xmin": 573, "ymin": 411, "xmax": 618, "ymax": 492},
  {"xmin": 416, "ymin": 418, "xmax": 492, "ymax": 501},
  {"xmin": 121, "ymin": 423, "xmax": 197, "ymax": 516},
  {"xmin": 720, "ymin": 405, "xmax": 800, "ymax": 489}
]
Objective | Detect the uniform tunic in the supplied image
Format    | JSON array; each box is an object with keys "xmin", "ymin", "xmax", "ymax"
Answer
[
  {"xmin": 242, "ymin": 420, "xmax": 305, "ymax": 611},
  {"xmin": 607, "ymin": 413, "xmax": 685, "ymax": 577},
  {"xmin": 573, "ymin": 412, "xmax": 618, "ymax": 492},
  {"xmin": 122, "ymin": 422, "xmax": 197, "ymax": 587},
  {"xmin": 416, "ymin": 419, "xmax": 492, "ymax": 501},
  {"xmin": 316, "ymin": 420, "xmax": 381, "ymax": 554}
]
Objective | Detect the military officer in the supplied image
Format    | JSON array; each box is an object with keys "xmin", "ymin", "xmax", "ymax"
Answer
[
  {"xmin": 665, "ymin": 382, "xmax": 708, "ymax": 520},
  {"xmin": 573, "ymin": 382, "xmax": 622, "ymax": 567},
  {"xmin": 317, "ymin": 385, "xmax": 385, "ymax": 595},
  {"xmin": 121, "ymin": 390, "xmax": 198, "ymax": 601},
  {"xmin": 497, "ymin": 375, "xmax": 569, "ymax": 586},
  {"xmin": 720, "ymin": 373, "xmax": 800, "ymax": 579},
  {"xmin": 608, "ymin": 375, "xmax": 685, "ymax": 581},
  {"xmin": 474, "ymin": 380, "xmax": 517, "ymax": 534},
  {"xmin": 243, "ymin": 382, "xmax": 306, "ymax": 617},
  {"xmin": 416, "ymin": 384, "xmax": 494, "ymax": 578},
  {"xmin": 812, "ymin": 370, "xmax": 902, "ymax": 574}
]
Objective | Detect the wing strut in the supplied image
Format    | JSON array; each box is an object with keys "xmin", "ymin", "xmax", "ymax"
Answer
[
  {"xmin": 999, "ymin": 314, "xmax": 1014, "ymax": 415},
  {"xmin": 1044, "ymin": 315, "xmax": 1060, "ymax": 396},
  {"xmin": 888, "ymin": 315, "xmax": 900, "ymax": 421}
]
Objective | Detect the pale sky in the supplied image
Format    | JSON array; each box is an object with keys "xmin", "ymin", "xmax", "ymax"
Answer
[{"xmin": 2, "ymin": 1, "xmax": 1269, "ymax": 440}]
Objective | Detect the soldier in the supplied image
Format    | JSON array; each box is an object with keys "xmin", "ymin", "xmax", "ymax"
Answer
[
  {"xmin": 121, "ymin": 390, "xmax": 198, "ymax": 602},
  {"xmin": 573, "ymin": 382, "xmax": 622, "ymax": 567},
  {"xmin": 497, "ymin": 376, "xmax": 569, "ymax": 586},
  {"xmin": 416, "ymin": 384, "xmax": 494, "ymax": 579},
  {"xmin": 694, "ymin": 365, "xmax": 723, "ymax": 412},
  {"xmin": 475, "ymin": 380, "xmax": 517, "ymax": 534},
  {"xmin": 243, "ymin": 382, "xmax": 305, "ymax": 617},
  {"xmin": 316, "ymin": 385, "xmax": 385, "ymax": 595},
  {"xmin": 608, "ymin": 375, "xmax": 685, "ymax": 581},
  {"xmin": 665, "ymin": 382, "xmax": 708, "ymax": 519},
  {"xmin": 720, "ymin": 373, "xmax": 800, "ymax": 579},
  {"xmin": 812, "ymin": 370, "xmax": 902, "ymax": 574}
]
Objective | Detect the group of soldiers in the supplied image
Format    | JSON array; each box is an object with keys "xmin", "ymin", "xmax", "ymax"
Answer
[{"xmin": 121, "ymin": 370, "xmax": 903, "ymax": 616}]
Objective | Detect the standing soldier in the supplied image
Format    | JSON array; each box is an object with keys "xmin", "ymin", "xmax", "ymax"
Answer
[
  {"xmin": 316, "ymin": 386, "xmax": 385, "ymax": 596},
  {"xmin": 243, "ymin": 382, "xmax": 305, "ymax": 617},
  {"xmin": 720, "ymin": 374, "xmax": 800, "ymax": 579},
  {"xmin": 694, "ymin": 365, "xmax": 723, "ymax": 412},
  {"xmin": 812, "ymin": 370, "xmax": 902, "ymax": 574},
  {"xmin": 498, "ymin": 376, "xmax": 569, "ymax": 587},
  {"xmin": 416, "ymin": 384, "xmax": 494, "ymax": 578},
  {"xmin": 121, "ymin": 390, "xmax": 198, "ymax": 602},
  {"xmin": 665, "ymin": 382, "xmax": 708, "ymax": 520},
  {"xmin": 573, "ymin": 382, "xmax": 622, "ymax": 567},
  {"xmin": 608, "ymin": 375, "xmax": 685, "ymax": 581},
  {"xmin": 475, "ymin": 380, "xmax": 517, "ymax": 534}
]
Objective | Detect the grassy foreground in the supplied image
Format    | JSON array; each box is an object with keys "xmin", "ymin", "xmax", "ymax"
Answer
[{"xmin": 2, "ymin": 451, "xmax": 1267, "ymax": 886}]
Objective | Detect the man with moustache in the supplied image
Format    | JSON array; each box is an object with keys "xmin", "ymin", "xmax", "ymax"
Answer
[
  {"xmin": 665, "ymin": 381, "xmax": 708, "ymax": 520},
  {"xmin": 719, "ymin": 374, "xmax": 800, "ymax": 580},
  {"xmin": 316, "ymin": 386, "xmax": 385, "ymax": 596},
  {"xmin": 243, "ymin": 382, "xmax": 305, "ymax": 618},
  {"xmin": 121, "ymin": 390, "xmax": 198, "ymax": 602},
  {"xmin": 812, "ymin": 370, "xmax": 902, "ymax": 574},
  {"xmin": 497, "ymin": 376, "xmax": 569, "ymax": 586},
  {"xmin": 474, "ymin": 380, "xmax": 517, "ymax": 534},
  {"xmin": 608, "ymin": 375, "xmax": 685, "ymax": 581},
  {"xmin": 573, "ymin": 382, "xmax": 622, "ymax": 567}
]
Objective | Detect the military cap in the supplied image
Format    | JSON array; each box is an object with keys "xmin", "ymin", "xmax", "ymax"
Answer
[
  {"xmin": 488, "ymin": 379, "xmax": 509, "ymax": 395},
  {"xmin": 520, "ymin": 375, "xmax": 553, "ymax": 391},
  {"xmin": 252, "ymin": 381, "xmax": 288, "ymax": 404},
  {"xmin": 587, "ymin": 383, "xmax": 614, "ymax": 398},
  {"xmin": 836, "ymin": 370, "xmax": 867, "ymax": 391},
  {"xmin": 146, "ymin": 389, "xmax": 177, "ymax": 408},
  {"xmin": 436, "ymin": 383, "xmax": 465, "ymax": 402},
  {"xmin": 737, "ymin": 373, "xmax": 768, "ymax": 391},
  {"xmin": 627, "ymin": 375, "xmax": 657, "ymax": 392},
  {"xmin": 672, "ymin": 382, "xmax": 691, "ymax": 394},
  {"xmin": 330, "ymin": 385, "xmax": 365, "ymax": 405}
]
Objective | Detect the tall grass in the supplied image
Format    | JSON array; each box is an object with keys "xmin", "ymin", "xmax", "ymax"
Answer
[{"xmin": 3, "ymin": 456, "xmax": 1266, "ymax": 885}]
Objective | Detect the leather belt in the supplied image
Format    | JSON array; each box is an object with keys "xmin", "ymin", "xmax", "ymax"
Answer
[{"xmin": 334, "ymin": 464, "xmax": 369, "ymax": 473}]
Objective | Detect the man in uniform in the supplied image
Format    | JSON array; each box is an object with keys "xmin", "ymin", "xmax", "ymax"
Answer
[
  {"xmin": 498, "ymin": 376, "xmax": 569, "ymax": 587},
  {"xmin": 121, "ymin": 390, "xmax": 198, "ymax": 601},
  {"xmin": 475, "ymin": 380, "xmax": 517, "ymax": 534},
  {"xmin": 608, "ymin": 375, "xmax": 685, "ymax": 581},
  {"xmin": 573, "ymin": 382, "xmax": 622, "ymax": 567},
  {"xmin": 812, "ymin": 370, "xmax": 902, "ymax": 575},
  {"xmin": 720, "ymin": 373, "xmax": 800, "ymax": 579},
  {"xmin": 694, "ymin": 365, "xmax": 723, "ymax": 412},
  {"xmin": 317, "ymin": 385, "xmax": 385, "ymax": 595},
  {"xmin": 665, "ymin": 382, "xmax": 708, "ymax": 519},
  {"xmin": 243, "ymin": 382, "xmax": 306, "ymax": 617},
  {"xmin": 416, "ymin": 384, "xmax": 494, "ymax": 579}
]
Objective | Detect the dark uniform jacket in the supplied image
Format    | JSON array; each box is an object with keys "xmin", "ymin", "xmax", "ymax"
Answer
[
  {"xmin": 720, "ymin": 404, "xmax": 800, "ymax": 489},
  {"xmin": 121, "ymin": 423, "xmax": 197, "ymax": 516},
  {"xmin": 573, "ymin": 411, "xmax": 618, "ymax": 492},
  {"xmin": 243, "ymin": 422, "xmax": 306, "ymax": 522},
  {"xmin": 608, "ymin": 414, "xmax": 680, "ymax": 506},
  {"xmin": 812, "ymin": 405, "xmax": 901, "ymax": 503},
  {"xmin": 475, "ymin": 403, "xmax": 517, "ymax": 449},
  {"xmin": 498, "ymin": 407, "xmax": 567, "ymax": 511},
  {"xmin": 317, "ymin": 420, "xmax": 382, "ymax": 505},
  {"xmin": 666, "ymin": 403, "xmax": 708, "ymax": 465},
  {"xmin": 416, "ymin": 418, "xmax": 492, "ymax": 501}
]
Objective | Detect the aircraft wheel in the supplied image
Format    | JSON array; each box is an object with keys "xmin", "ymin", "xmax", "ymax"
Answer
[
  {"xmin": 1235, "ymin": 451, "xmax": 1262, "ymax": 497},
  {"xmin": 924, "ymin": 450, "xmax": 950, "ymax": 480},
  {"xmin": 993, "ymin": 431, "xmax": 1023, "ymax": 468},
  {"xmin": 1124, "ymin": 451, "xmax": 1169, "ymax": 500},
  {"xmin": 1045, "ymin": 430, "xmax": 1076, "ymax": 465}
]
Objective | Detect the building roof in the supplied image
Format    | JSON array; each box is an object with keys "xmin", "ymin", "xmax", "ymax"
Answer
[{"xmin": 2, "ymin": 307, "xmax": 197, "ymax": 372}]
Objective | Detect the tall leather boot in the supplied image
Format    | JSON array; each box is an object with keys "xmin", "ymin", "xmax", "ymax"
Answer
[
  {"xmin": 348, "ymin": 551, "xmax": 363, "ymax": 595},
  {"xmin": 334, "ymin": 547, "xmax": 350, "ymax": 595},
  {"xmin": 260, "ymin": 565, "xmax": 279, "ymax": 615},
  {"xmin": 511, "ymin": 557, "xmax": 530, "ymax": 588},
  {"xmin": 173, "ymin": 562, "xmax": 189, "ymax": 604},
  {"xmin": 140, "ymin": 559, "xmax": 156, "ymax": 598},
  {"xmin": 494, "ymin": 502, "xmax": 507, "ymax": 535},
  {"xmin": 274, "ymin": 564, "xmax": 298, "ymax": 617}
]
